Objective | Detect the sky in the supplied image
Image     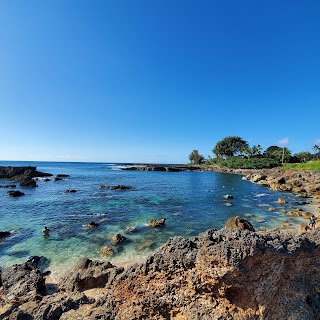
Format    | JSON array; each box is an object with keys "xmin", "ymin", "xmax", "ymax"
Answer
[{"xmin": 0, "ymin": 0, "xmax": 319, "ymax": 164}]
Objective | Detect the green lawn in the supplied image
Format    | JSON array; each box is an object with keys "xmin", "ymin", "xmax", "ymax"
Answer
[{"xmin": 282, "ymin": 160, "xmax": 320, "ymax": 172}]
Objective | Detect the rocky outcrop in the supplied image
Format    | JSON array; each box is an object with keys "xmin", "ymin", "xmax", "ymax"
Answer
[
  {"xmin": 2, "ymin": 226, "xmax": 319, "ymax": 319},
  {"xmin": 58, "ymin": 258, "xmax": 124, "ymax": 292},
  {"xmin": 1, "ymin": 260, "xmax": 46, "ymax": 303},
  {"xmin": 0, "ymin": 166, "xmax": 52, "ymax": 188},
  {"xmin": 225, "ymin": 216, "xmax": 255, "ymax": 231},
  {"xmin": 240, "ymin": 168, "xmax": 320, "ymax": 198}
]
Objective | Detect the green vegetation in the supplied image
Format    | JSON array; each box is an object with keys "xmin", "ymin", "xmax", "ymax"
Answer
[
  {"xmin": 189, "ymin": 150, "xmax": 204, "ymax": 164},
  {"xmin": 208, "ymin": 157, "xmax": 279, "ymax": 169},
  {"xmin": 213, "ymin": 136, "xmax": 249, "ymax": 158},
  {"xmin": 282, "ymin": 160, "xmax": 320, "ymax": 173},
  {"xmin": 189, "ymin": 135, "xmax": 320, "ymax": 171}
]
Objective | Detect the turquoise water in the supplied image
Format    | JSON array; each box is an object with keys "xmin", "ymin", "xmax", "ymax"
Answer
[{"xmin": 0, "ymin": 161, "xmax": 307, "ymax": 276}]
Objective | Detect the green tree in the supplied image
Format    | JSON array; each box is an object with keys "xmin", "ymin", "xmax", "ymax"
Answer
[
  {"xmin": 264, "ymin": 146, "xmax": 291, "ymax": 163},
  {"xmin": 213, "ymin": 136, "xmax": 249, "ymax": 158},
  {"xmin": 252, "ymin": 144, "xmax": 263, "ymax": 157},
  {"xmin": 312, "ymin": 144, "xmax": 320, "ymax": 159},
  {"xmin": 293, "ymin": 151, "xmax": 313, "ymax": 163},
  {"xmin": 189, "ymin": 150, "xmax": 204, "ymax": 164}
]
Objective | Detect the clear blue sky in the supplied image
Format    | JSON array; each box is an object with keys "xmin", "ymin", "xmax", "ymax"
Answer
[{"xmin": 0, "ymin": 0, "xmax": 319, "ymax": 163}]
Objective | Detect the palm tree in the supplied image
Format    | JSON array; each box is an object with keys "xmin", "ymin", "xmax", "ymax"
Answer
[{"xmin": 312, "ymin": 144, "xmax": 320, "ymax": 159}]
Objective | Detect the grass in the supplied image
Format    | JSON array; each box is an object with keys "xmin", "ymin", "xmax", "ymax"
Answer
[{"xmin": 282, "ymin": 160, "xmax": 320, "ymax": 172}]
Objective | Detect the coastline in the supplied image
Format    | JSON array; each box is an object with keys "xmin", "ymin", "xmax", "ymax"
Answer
[{"xmin": 1, "ymin": 164, "xmax": 320, "ymax": 319}]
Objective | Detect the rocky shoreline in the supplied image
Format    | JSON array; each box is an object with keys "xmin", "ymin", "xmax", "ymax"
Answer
[
  {"xmin": 1, "ymin": 221, "xmax": 319, "ymax": 319},
  {"xmin": 1, "ymin": 165, "xmax": 320, "ymax": 319}
]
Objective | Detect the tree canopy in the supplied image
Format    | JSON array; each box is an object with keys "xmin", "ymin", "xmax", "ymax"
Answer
[
  {"xmin": 213, "ymin": 136, "xmax": 249, "ymax": 158},
  {"xmin": 189, "ymin": 150, "xmax": 204, "ymax": 164},
  {"xmin": 263, "ymin": 146, "xmax": 291, "ymax": 163}
]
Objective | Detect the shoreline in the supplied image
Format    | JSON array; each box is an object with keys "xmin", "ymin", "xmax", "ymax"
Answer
[{"xmin": 1, "ymin": 165, "xmax": 320, "ymax": 318}]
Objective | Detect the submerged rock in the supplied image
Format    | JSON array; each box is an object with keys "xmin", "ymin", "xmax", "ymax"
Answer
[
  {"xmin": 0, "ymin": 231, "xmax": 11, "ymax": 238},
  {"xmin": 7, "ymin": 190, "xmax": 25, "ymax": 197},
  {"xmin": 112, "ymin": 233, "xmax": 126, "ymax": 244},
  {"xmin": 148, "ymin": 218, "xmax": 166, "ymax": 227}
]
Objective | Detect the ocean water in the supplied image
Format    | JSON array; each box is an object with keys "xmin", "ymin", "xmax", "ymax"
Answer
[{"xmin": 0, "ymin": 161, "xmax": 308, "ymax": 277}]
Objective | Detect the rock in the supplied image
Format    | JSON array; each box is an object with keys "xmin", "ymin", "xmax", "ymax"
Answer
[
  {"xmin": 19, "ymin": 178, "xmax": 37, "ymax": 188},
  {"xmin": 280, "ymin": 209, "xmax": 286, "ymax": 213},
  {"xmin": 2, "ymin": 226, "xmax": 320, "ymax": 319},
  {"xmin": 300, "ymin": 223, "xmax": 309, "ymax": 232},
  {"xmin": 100, "ymin": 184, "xmax": 133, "ymax": 190},
  {"xmin": 112, "ymin": 233, "xmax": 126, "ymax": 244},
  {"xmin": 0, "ymin": 231, "xmax": 11, "ymax": 238},
  {"xmin": 65, "ymin": 189, "xmax": 77, "ymax": 193},
  {"xmin": 85, "ymin": 221, "xmax": 100, "ymax": 229},
  {"xmin": 288, "ymin": 211, "xmax": 301, "ymax": 217},
  {"xmin": 56, "ymin": 174, "xmax": 70, "ymax": 177},
  {"xmin": 225, "ymin": 216, "xmax": 255, "ymax": 231},
  {"xmin": 0, "ymin": 166, "xmax": 52, "ymax": 182},
  {"xmin": 101, "ymin": 246, "xmax": 113, "ymax": 255},
  {"xmin": 1, "ymin": 260, "xmax": 46, "ymax": 301},
  {"xmin": 277, "ymin": 198, "xmax": 286, "ymax": 204},
  {"xmin": 223, "ymin": 194, "xmax": 234, "ymax": 199},
  {"xmin": 136, "ymin": 240, "xmax": 154, "ymax": 250},
  {"xmin": 7, "ymin": 190, "xmax": 25, "ymax": 197},
  {"xmin": 268, "ymin": 207, "xmax": 276, "ymax": 211},
  {"xmin": 54, "ymin": 177, "xmax": 63, "ymax": 181},
  {"xmin": 58, "ymin": 258, "xmax": 124, "ymax": 292},
  {"xmin": 148, "ymin": 218, "xmax": 166, "ymax": 227},
  {"xmin": 301, "ymin": 211, "xmax": 314, "ymax": 219},
  {"xmin": 0, "ymin": 184, "xmax": 16, "ymax": 188}
]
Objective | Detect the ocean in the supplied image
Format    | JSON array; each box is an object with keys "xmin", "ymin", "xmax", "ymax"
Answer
[{"xmin": 0, "ymin": 161, "xmax": 308, "ymax": 278}]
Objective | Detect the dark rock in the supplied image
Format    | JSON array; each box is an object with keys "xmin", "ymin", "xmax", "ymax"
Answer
[
  {"xmin": 85, "ymin": 221, "xmax": 100, "ymax": 229},
  {"xmin": 56, "ymin": 174, "xmax": 70, "ymax": 177},
  {"xmin": 100, "ymin": 184, "xmax": 133, "ymax": 190},
  {"xmin": 19, "ymin": 178, "xmax": 37, "ymax": 188},
  {"xmin": 0, "ymin": 166, "xmax": 52, "ymax": 181},
  {"xmin": 65, "ymin": 189, "xmax": 77, "ymax": 193},
  {"xmin": 58, "ymin": 258, "xmax": 124, "ymax": 292},
  {"xmin": 7, "ymin": 190, "xmax": 25, "ymax": 197},
  {"xmin": 223, "ymin": 194, "xmax": 234, "ymax": 199},
  {"xmin": 0, "ymin": 184, "xmax": 16, "ymax": 188},
  {"xmin": 112, "ymin": 233, "xmax": 126, "ymax": 244},
  {"xmin": 1, "ymin": 260, "xmax": 46, "ymax": 301},
  {"xmin": 148, "ymin": 218, "xmax": 166, "ymax": 227},
  {"xmin": 0, "ymin": 231, "xmax": 11, "ymax": 238},
  {"xmin": 225, "ymin": 216, "xmax": 255, "ymax": 231},
  {"xmin": 54, "ymin": 177, "xmax": 63, "ymax": 181}
]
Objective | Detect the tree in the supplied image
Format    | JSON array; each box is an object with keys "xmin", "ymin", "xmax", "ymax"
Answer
[
  {"xmin": 189, "ymin": 150, "xmax": 204, "ymax": 164},
  {"xmin": 252, "ymin": 145, "xmax": 263, "ymax": 157},
  {"xmin": 312, "ymin": 144, "xmax": 320, "ymax": 159},
  {"xmin": 293, "ymin": 151, "xmax": 313, "ymax": 163},
  {"xmin": 263, "ymin": 146, "xmax": 292, "ymax": 163},
  {"xmin": 213, "ymin": 136, "xmax": 249, "ymax": 158}
]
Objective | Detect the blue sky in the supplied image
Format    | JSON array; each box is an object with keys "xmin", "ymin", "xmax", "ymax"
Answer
[{"xmin": 0, "ymin": 0, "xmax": 319, "ymax": 163}]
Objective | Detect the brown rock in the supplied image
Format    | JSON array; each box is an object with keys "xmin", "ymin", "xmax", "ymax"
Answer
[
  {"xmin": 148, "ymin": 218, "xmax": 166, "ymax": 227},
  {"xmin": 225, "ymin": 216, "xmax": 255, "ymax": 232}
]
